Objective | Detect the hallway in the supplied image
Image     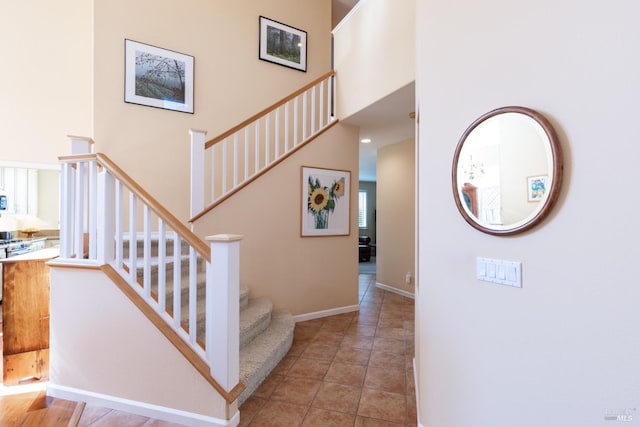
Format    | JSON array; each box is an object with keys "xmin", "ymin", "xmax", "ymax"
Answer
[{"xmin": 239, "ymin": 272, "xmax": 417, "ymax": 426}]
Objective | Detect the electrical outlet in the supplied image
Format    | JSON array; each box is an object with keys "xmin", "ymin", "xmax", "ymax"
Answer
[{"xmin": 405, "ymin": 272, "xmax": 412, "ymax": 284}]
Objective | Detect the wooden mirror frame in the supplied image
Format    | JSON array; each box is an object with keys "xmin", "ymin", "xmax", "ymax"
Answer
[{"xmin": 452, "ymin": 106, "xmax": 564, "ymax": 236}]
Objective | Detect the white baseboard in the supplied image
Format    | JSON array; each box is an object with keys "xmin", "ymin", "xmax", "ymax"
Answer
[
  {"xmin": 413, "ymin": 357, "xmax": 426, "ymax": 427},
  {"xmin": 375, "ymin": 281, "xmax": 415, "ymax": 299},
  {"xmin": 293, "ymin": 304, "xmax": 360, "ymax": 323},
  {"xmin": 46, "ymin": 383, "xmax": 239, "ymax": 427}
]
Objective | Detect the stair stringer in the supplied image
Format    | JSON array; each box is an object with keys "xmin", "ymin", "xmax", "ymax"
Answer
[{"xmin": 123, "ymin": 236, "xmax": 296, "ymax": 408}]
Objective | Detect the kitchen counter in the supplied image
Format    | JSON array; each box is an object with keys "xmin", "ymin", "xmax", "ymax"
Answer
[
  {"xmin": 0, "ymin": 237, "xmax": 48, "ymax": 259},
  {"xmin": 0, "ymin": 246, "xmax": 59, "ymax": 262}
]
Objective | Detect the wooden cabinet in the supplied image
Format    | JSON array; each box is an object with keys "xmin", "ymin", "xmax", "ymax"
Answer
[{"xmin": 1, "ymin": 249, "xmax": 57, "ymax": 385}]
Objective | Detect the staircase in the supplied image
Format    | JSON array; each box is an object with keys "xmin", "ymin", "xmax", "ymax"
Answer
[
  {"xmin": 238, "ymin": 288, "xmax": 294, "ymax": 404},
  {"xmin": 124, "ymin": 236, "xmax": 294, "ymax": 406},
  {"xmin": 56, "ymin": 69, "xmax": 337, "ymax": 421}
]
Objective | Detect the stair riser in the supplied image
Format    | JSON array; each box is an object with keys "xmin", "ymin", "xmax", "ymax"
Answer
[
  {"xmin": 238, "ymin": 311, "xmax": 295, "ymax": 405},
  {"xmin": 239, "ymin": 298, "xmax": 273, "ymax": 349},
  {"xmin": 123, "ymin": 237, "xmax": 191, "ymax": 259},
  {"xmin": 135, "ymin": 257, "xmax": 205, "ymax": 289}
]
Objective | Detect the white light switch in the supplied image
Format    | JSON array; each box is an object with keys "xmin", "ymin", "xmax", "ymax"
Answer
[
  {"xmin": 476, "ymin": 257, "xmax": 522, "ymax": 288},
  {"xmin": 487, "ymin": 262, "xmax": 496, "ymax": 278}
]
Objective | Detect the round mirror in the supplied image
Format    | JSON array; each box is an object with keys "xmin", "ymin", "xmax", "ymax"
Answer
[{"xmin": 452, "ymin": 106, "xmax": 563, "ymax": 236}]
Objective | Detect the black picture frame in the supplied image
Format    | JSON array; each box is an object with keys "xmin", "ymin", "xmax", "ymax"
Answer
[
  {"xmin": 124, "ymin": 39, "xmax": 194, "ymax": 113},
  {"xmin": 259, "ymin": 16, "xmax": 307, "ymax": 72}
]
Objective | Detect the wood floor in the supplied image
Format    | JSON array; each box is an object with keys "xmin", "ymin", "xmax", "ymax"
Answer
[
  {"xmin": 0, "ymin": 267, "xmax": 416, "ymax": 426},
  {"xmin": 0, "ymin": 386, "xmax": 185, "ymax": 426}
]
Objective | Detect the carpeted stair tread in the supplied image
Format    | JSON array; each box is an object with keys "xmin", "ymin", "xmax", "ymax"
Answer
[
  {"xmin": 240, "ymin": 297, "xmax": 272, "ymax": 349},
  {"xmin": 239, "ymin": 309, "xmax": 294, "ymax": 405},
  {"xmin": 122, "ymin": 236, "xmax": 191, "ymax": 259},
  {"xmin": 123, "ymin": 235, "xmax": 294, "ymax": 407}
]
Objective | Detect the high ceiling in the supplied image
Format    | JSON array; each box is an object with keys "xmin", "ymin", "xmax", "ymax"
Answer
[
  {"xmin": 342, "ymin": 83, "xmax": 416, "ymax": 182},
  {"xmin": 332, "ymin": 1, "xmax": 416, "ymax": 182},
  {"xmin": 332, "ymin": 0, "xmax": 359, "ymax": 26}
]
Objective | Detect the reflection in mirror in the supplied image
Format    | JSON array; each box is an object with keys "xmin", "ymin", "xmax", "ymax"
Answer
[{"xmin": 452, "ymin": 106, "xmax": 563, "ymax": 236}]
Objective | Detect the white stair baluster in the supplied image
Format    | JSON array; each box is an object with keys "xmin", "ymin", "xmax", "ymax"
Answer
[
  {"xmin": 115, "ymin": 181, "xmax": 124, "ymax": 268},
  {"xmin": 128, "ymin": 193, "xmax": 137, "ymax": 286},
  {"xmin": 275, "ymin": 108, "xmax": 280, "ymax": 159},
  {"xmin": 311, "ymin": 86, "xmax": 316, "ymax": 134},
  {"xmin": 143, "ymin": 205, "xmax": 151, "ymax": 297},
  {"xmin": 319, "ymin": 80, "xmax": 325, "ymax": 129},
  {"xmin": 188, "ymin": 245, "xmax": 198, "ymax": 344},
  {"xmin": 233, "ymin": 133, "xmax": 239, "ymax": 188},
  {"xmin": 210, "ymin": 145, "xmax": 216, "ymax": 204},
  {"xmin": 302, "ymin": 91, "xmax": 308, "ymax": 139},
  {"xmin": 294, "ymin": 97, "xmax": 299, "ymax": 146},
  {"xmin": 97, "ymin": 169, "xmax": 115, "ymax": 264},
  {"xmin": 172, "ymin": 234, "xmax": 182, "ymax": 329},
  {"xmin": 265, "ymin": 114, "xmax": 270, "ymax": 167},
  {"xmin": 157, "ymin": 219, "xmax": 166, "ymax": 312},
  {"xmin": 244, "ymin": 128, "xmax": 249, "ymax": 180}
]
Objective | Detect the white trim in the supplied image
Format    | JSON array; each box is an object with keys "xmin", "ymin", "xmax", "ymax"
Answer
[
  {"xmin": 293, "ymin": 304, "xmax": 359, "ymax": 323},
  {"xmin": 332, "ymin": 0, "xmax": 368, "ymax": 34},
  {"xmin": 47, "ymin": 258, "xmax": 102, "ymax": 268},
  {"xmin": 0, "ymin": 161, "xmax": 59, "ymax": 170},
  {"xmin": 413, "ymin": 358, "xmax": 426, "ymax": 427},
  {"xmin": 47, "ymin": 383, "xmax": 239, "ymax": 427},
  {"xmin": 375, "ymin": 281, "xmax": 415, "ymax": 299},
  {"xmin": 1, "ymin": 381, "xmax": 48, "ymax": 396}
]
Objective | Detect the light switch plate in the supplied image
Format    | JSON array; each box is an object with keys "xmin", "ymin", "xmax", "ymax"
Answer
[{"xmin": 477, "ymin": 257, "xmax": 522, "ymax": 288}]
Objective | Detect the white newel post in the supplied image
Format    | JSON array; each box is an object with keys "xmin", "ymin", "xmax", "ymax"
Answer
[
  {"xmin": 67, "ymin": 135, "xmax": 94, "ymax": 155},
  {"xmin": 190, "ymin": 129, "xmax": 207, "ymax": 218},
  {"xmin": 206, "ymin": 234, "xmax": 242, "ymax": 393}
]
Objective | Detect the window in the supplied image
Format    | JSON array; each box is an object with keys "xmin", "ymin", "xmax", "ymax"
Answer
[{"xmin": 358, "ymin": 190, "xmax": 367, "ymax": 228}]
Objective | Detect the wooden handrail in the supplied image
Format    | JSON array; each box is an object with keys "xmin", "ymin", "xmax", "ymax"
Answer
[
  {"xmin": 205, "ymin": 70, "xmax": 336, "ymax": 149},
  {"xmin": 59, "ymin": 153, "xmax": 99, "ymax": 163},
  {"xmin": 93, "ymin": 153, "xmax": 211, "ymax": 262},
  {"xmin": 101, "ymin": 264, "xmax": 245, "ymax": 403},
  {"xmin": 190, "ymin": 118, "xmax": 339, "ymax": 223}
]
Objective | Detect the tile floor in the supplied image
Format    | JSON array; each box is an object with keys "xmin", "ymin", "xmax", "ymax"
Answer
[
  {"xmin": 0, "ymin": 270, "xmax": 416, "ymax": 426},
  {"xmin": 239, "ymin": 272, "xmax": 417, "ymax": 426}
]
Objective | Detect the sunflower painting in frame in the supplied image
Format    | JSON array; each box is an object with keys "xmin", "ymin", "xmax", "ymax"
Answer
[{"xmin": 301, "ymin": 166, "xmax": 351, "ymax": 236}]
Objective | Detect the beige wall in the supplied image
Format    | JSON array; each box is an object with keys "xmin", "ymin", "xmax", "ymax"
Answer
[
  {"xmin": 332, "ymin": 0, "xmax": 415, "ymax": 121},
  {"xmin": 0, "ymin": 0, "xmax": 92, "ymax": 164},
  {"xmin": 93, "ymin": 0, "xmax": 332, "ymax": 224},
  {"xmin": 50, "ymin": 267, "xmax": 228, "ymax": 420},
  {"xmin": 376, "ymin": 138, "xmax": 415, "ymax": 293},
  {"xmin": 417, "ymin": 1, "xmax": 640, "ymax": 426},
  {"xmin": 193, "ymin": 124, "xmax": 360, "ymax": 316}
]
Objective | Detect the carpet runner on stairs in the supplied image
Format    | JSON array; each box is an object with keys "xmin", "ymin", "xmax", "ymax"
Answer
[{"xmin": 125, "ymin": 237, "xmax": 294, "ymax": 406}]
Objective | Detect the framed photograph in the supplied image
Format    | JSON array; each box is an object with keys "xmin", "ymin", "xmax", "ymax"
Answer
[
  {"xmin": 124, "ymin": 39, "xmax": 194, "ymax": 113},
  {"xmin": 259, "ymin": 16, "xmax": 307, "ymax": 72},
  {"xmin": 527, "ymin": 175, "xmax": 548, "ymax": 202},
  {"xmin": 301, "ymin": 166, "xmax": 350, "ymax": 236}
]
